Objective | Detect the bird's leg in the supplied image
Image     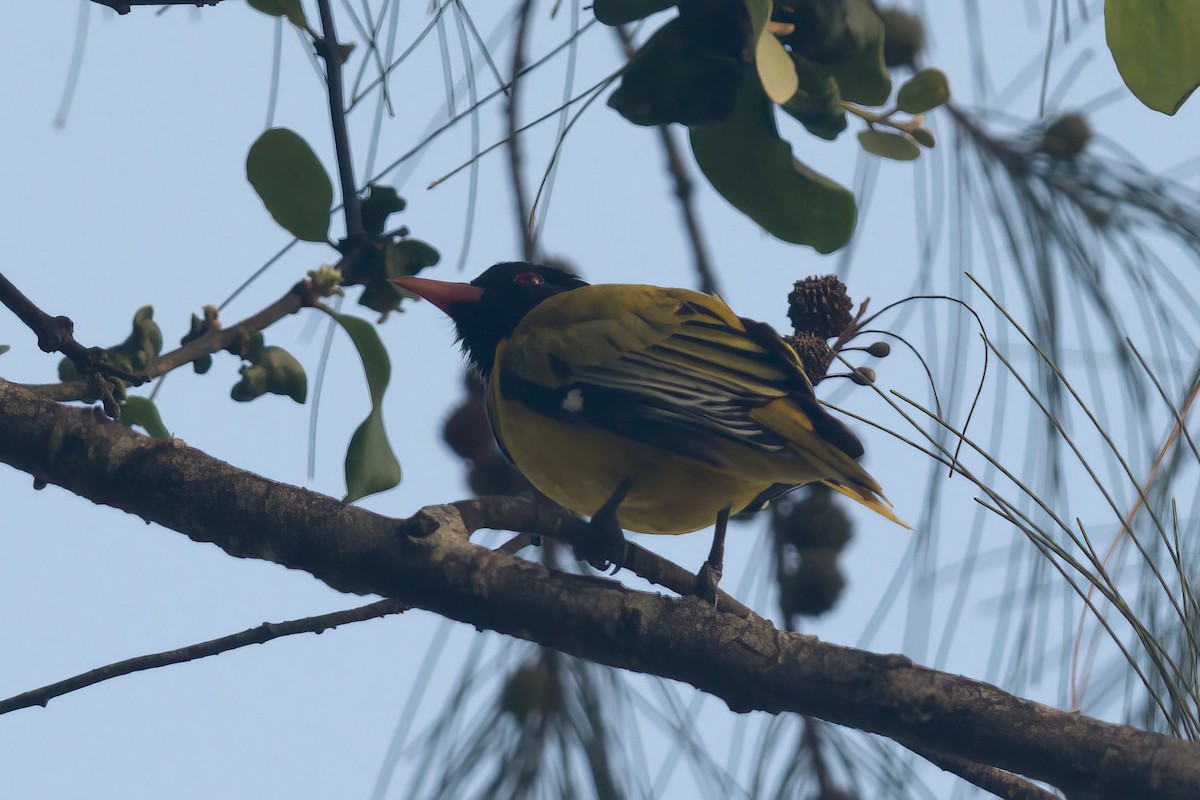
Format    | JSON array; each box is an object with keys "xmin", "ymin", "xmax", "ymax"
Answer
[
  {"xmin": 576, "ymin": 478, "xmax": 634, "ymax": 573},
  {"xmin": 696, "ymin": 505, "xmax": 732, "ymax": 605}
]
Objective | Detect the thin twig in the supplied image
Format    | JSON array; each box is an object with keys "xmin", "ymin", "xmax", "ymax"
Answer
[
  {"xmin": 507, "ymin": 0, "xmax": 536, "ymax": 261},
  {"xmin": 25, "ymin": 277, "xmax": 319, "ymax": 403},
  {"xmin": 0, "ymin": 271, "xmax": 141, "ymax": 384},
  {"xmin": 0, "ymin": 600, "xmax": 406, "ymax": 715},
  {"xmin": 614, "ymin": 26, "xmax": 719, "ymax": 296},
  {"xmin": 655, "ymin": 125, "xmax": 719, "ymax": 296},
  {"xmin": 0, "ymin": 269, "xmax": 146, "ymax": 417},
  {"xmin": 315, "ymin": 0, "xmax": 364, "ymax": 239},
  {"xmin": 905, "ymin": 741, "xmax": 1059, "ymax": 800}
]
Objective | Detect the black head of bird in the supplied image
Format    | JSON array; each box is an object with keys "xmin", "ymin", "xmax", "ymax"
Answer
[{"xmin": 394, "ymin": 262, "xmax": 588, "ymax": 378}]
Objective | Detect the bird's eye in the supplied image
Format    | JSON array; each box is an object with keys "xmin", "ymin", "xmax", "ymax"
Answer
[{"xmin": 514, "ymin": 272, "xmax": 544, "ymax": 286}]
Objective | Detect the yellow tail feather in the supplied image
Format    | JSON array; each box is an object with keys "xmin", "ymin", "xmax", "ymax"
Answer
[{"xmin": 821, "ymin": 480, "xmax": 913, "ymax": 530}]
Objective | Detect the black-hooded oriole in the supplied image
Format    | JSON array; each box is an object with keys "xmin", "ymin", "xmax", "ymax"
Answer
[{"xmin": 394, "ymin": 263, "xmax": 907, "ymax": 597}]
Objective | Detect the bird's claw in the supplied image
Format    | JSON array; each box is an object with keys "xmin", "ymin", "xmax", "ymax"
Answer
[{"xmin": 696, "ymin": 561, "xmax": 723, "ymax": 607}]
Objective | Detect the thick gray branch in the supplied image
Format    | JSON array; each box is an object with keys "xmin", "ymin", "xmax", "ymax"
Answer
[{"xmin": 0, "ymin": 378, "xmax": 1197, "ymax": 799}]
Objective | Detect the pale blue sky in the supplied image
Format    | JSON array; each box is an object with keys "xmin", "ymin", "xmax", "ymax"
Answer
[{"xmin": 2, "ymin": 2, "xmax": 1198, "ymax": 798}]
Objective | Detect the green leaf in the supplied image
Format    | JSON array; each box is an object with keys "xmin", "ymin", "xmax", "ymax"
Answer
[
  {"xmin": 246, "ymin": 128, "xmax": 333, "ymax": 243},
  {"xmin": 121, "ymin": 396, "xmax": 171, "ymax": 440},
  {"xmin": 360, "ymin": 184, "xmax": 406, "ymax": 236},
  {"xmin": 896, "ymin": 68, "xmax": 950, "ymax": 114},
  {"xmin": 690, "ymin": 76, "xmax": 856, "ymax": 253},
  {"xmin": 0, "ymin": 345, "xmax": 9, "ymax": 356},
  {"xmin": 117, "ymin": 306, "xmax": 162, "ymax": 370},
  {"xmin": 180, "ymin": 311, "xmax": 214, "ymax": 374},
  {"xmin": 857, "ymin": 129, "xmax": 921, "ymax": 161},
  {"xmin": 231, "ymin": 365, "xmax": 270, "ymax": 402},
  {"xmin": 59, "ymin": 305, "xmax": 161, "ymax": 382},
  {"xmin": 246, "ymin": 0, "xmax": 308, "ymax": 29},
  {"xmin": 744, "ymin": 0, "xmax": 799, "ymax": 103},
  {"xmin": 261, "ymin": 347, "xmax": 308, "ymax": 402},
  {"xmin": 230, "ymin": 339, "xmax": 307, "ymax": 403},
  {"xmin": 825, "ymin": 0, "xmax": 891, "ymax": 106},
  {"xmin": 385, "ymin": 239, "xmax": 441, "ymax": 278},
  {"xmin": 319, "ymin": 306, "xmax": 401, "ymax": 502},
  {"xmin": 910, "ymin": 127, "xmax": 936, "ymax": 148},
  {"xmin": 592, "ymin": 0, "xmax": 677, "ymax": 25},
  {"xmin": 1106, "ymin": 0, "xmax": 1200, "ymax": 114},
  {"xmin": 782, "ymin": 55, "xmax": 847, "ymax": 140},
  {"xmin": 355, "ymin": 239, "xmax": 441, "ymax": 315},
  {"xmin": 607, "ymin": 2, "xmax": 746, "ymax": 127}
]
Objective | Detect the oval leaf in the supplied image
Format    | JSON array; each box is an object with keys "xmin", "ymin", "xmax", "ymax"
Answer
[
  {"xmin": 743, "ymin": 0, "xmax": 798, "ymax": 103},
  {"xmin": 121, "ymin": 396, "xmax": 170, "ymax": 440},
  {"xmin": 910, "ymin": 127, "xmax": 936, "ymax": 148},
  {"xmin": 857, "ymin": 129, "xmax": 921, "ymax": 161},
  {"xmin": 689, "ymin": 76, "xmax": 856, "ymax": 253},
  {"xmin": 1106, "ymin": 0, "xmax": 1200, "ymax": 115},
  {"xmin": 319, "ymin": 306, "xmax": 401, "ymax": 502},
  {"xmin": 756, "ymin": 29, "xmax": 800, "ymax": 103},
  {"xmin": 246, "ymin": 128, "xmax": 333, "ymax": 243},
  {"xmin": 897, "ymin": 68, "xmax": 950, "ymax": 114}
]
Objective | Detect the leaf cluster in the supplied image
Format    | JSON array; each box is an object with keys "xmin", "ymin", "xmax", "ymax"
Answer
[{"xmin": 597, "ymin": 0, "xmax": 949, "ymax": 252}]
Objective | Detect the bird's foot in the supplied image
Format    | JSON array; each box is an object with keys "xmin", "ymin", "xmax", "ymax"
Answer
[
  {"xmin": 695, "ymin": 560, "xmax": 723, "ymax": 606},
  {"xmin": 695, "ymin": 505, "xmax": 731, "ymax": 607},
  {"xmin": 574, "ymin": 479, "xmax": 633, "ymax": 574}
]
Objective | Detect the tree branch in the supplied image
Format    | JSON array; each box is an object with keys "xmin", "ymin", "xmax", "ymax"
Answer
[
  {"xmin": 1, "ymin": 378, "xmax": 1198, "ymax": 800},
  {"xmin": 314, "ymin": 0, "xmax": 364, "ymax": 240},
  {"xmin": 0, "ymin": 599, "xmax": 405, "ymax": 715},
  {"xmin": 0, "ymin": 269, "xmax": 147, "ymax": 414},
  {"xmin": 902, "ymin": 740, "xmax": 1060, "ymax": 800},
  {"xmin": 452, "ymin": 496, "xmax": 752, "ymax": 618},
  {"xmin": 90, "ymin": 0, "xmax": 222, "ymax": 12},
  {"xmin": 20, "ymin": 259, "xmax": 347, "ymax": 404},
  {"xmin": 613, "ymin": 26, "xmax": 719, "ymax": 296},
  {"xmin": 654, "ymin": 124, "xmax": 720, "ymax": 296},
  {"xmin": 507, "ymin": 0, "xmax": 536, "ymax": 261}
]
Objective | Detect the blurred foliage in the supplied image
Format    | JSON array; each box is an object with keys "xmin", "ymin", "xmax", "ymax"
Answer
[{"xmin": 600, "ymin": 0, "xmax": 949, "ymax": 252}]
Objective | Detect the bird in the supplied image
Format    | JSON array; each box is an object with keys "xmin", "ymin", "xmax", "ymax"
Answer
[{"xmin": 393, "ymin": 262, "xmax": 908, "ymax": 600}]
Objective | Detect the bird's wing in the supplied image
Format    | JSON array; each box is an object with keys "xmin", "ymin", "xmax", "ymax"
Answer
[{"xmin": 494, "ymin": 284, "xmax": 864, "ymax": 467}]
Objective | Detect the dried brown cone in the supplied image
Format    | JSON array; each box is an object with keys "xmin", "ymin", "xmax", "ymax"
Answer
[
  {"xmin": 442, "ymin": 394, "xmax": 493, "ymax": 462},
  {"xmin": 781, "ymin": 549, "xmax": 846, "ymax": 618},
  {"xmin": 774, "ymin": 484, "xmax": 853, "ymax": 551},
  {"xmin": 469, "ymin": 451, "xmax": 533, "ymax": 496},
  {"xmin": 788, "ymin": 275, "xmax": 853, "ymax": 340},
  {"xmin": 773, "ymin": 486, "xmax": 853, "ymax": 622},
  {"xmin": 787, "ymin": 332, "xmax": 836, "ymax": 385},
  {"xmin": 1040, "ymin": 112, "xmax": 1092, "ymax": 160}
]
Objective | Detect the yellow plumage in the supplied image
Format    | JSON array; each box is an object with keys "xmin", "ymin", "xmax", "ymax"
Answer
[{"xmin": 485, "ymin": 283, "xmax": 907, "ymax": 534}]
